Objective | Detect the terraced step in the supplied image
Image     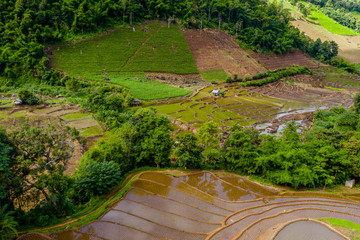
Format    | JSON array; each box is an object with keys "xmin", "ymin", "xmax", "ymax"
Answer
[{"xmin": 23, "ymin": 171, "xmax": 360, "ymax": 240}]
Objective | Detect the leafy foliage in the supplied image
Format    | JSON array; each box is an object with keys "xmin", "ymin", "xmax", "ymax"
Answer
[
  {"xmin": 0, "ymin": 204, "xmax": 18, "ymax": 240},
  {"xmin": 9, "ymin": 122, "xmax": 81, "ymax": 211},
  {"xmin": 175, "ymin": 133, "xmax": 203, "ymax": 169},
  {"xmin": 74, "ymin": 161, "xmax": 121, "ymax": 201},
  {"xmin": 0, "ymin": 0, "xmax": 340, "ymax": 80},
  {"xmin": 18, "ymin": 89, "xmax": 40, "ymax": 105}
]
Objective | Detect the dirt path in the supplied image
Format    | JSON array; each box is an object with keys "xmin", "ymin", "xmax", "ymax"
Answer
[
  {"xmin": 292, "ymin": 19, "xmax": 360, "ymax": 63},
  {"xmin": 183, "ymin": 29, "xmax": 267, "ymax": 77}
]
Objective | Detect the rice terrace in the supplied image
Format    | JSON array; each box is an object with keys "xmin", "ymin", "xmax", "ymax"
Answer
[{"xmin": 2, "ymin": 1, "xmax": 360, "ymax": 240}]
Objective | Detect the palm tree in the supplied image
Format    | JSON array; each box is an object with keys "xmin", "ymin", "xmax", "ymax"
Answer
[{"xmin": 0, "ymin": 204, "xmax": 18, "ymax": 240}]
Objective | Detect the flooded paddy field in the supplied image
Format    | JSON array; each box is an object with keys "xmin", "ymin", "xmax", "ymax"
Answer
[{"xmin": 36, "ymin": 171, "xmax": 360, "ymax": 240}]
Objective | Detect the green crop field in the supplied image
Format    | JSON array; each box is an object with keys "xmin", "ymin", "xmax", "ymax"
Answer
[
  {"xmin": 122, "ymin": 24, "xmax": 198, "ymax": 74},
  {"xmin": 148, "ymin": 84, "xmax": 311, "ymax": 129},
  {"xmin": 200, "ymin": 69, "xmax": 228, "ymax": 83},
  {"xmin": 308, "ymin": 7, "xmax": 359, "ymax": 36},
  {"xmin": 52, "ymin": 21, "xmax": 197, "ymax": 100},
  {"xmin": 90, "ymin": 72, "xmax": 191, "ymax": 100}
]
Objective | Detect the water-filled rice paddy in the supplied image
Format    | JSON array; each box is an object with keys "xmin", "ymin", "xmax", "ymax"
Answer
[{"xmin": 45, "ymin": 171, "xmax": 360, "ymax": 240}]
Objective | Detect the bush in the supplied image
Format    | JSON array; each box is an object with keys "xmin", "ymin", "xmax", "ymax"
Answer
[
  {"xmin": 74, "ymin": 161, "xmax": 121, "ymax": 201},
  {"xmin": 18, "ymin": 89, "xmax": 40, "ymax": 105},
  {"xmin": 65, "ymin": 78, "xmax": 81, "ymax": 92}
]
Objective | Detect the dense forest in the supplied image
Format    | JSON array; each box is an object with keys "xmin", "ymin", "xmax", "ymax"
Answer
[{"xmin": 0, "ymin": 0, "xmax": 340, "ymax": 81}]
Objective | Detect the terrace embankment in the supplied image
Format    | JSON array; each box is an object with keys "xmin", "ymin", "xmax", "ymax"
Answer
[
  {"xmin": 252, "ymin": 49, "xmax": 320, "ymax": 70},
  {"xmin": 22, "ymin": 171, "xmax": 360, "ymax": 240}
]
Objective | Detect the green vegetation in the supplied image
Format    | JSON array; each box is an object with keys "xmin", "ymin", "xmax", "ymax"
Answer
[
  {"xmin": 324, "ymin": 86, "xmax": 345, "ymax": 91},
  {"xmin": 53, "ymin": 21, "xmax": 195, "ymax": 99},
  {"xmin": 73, "ymin": 161, "xmax": 122, "ymax": 202},
  {"xmin": 200, "ymin": 69, "xmax": 229, "ymax": 83},
  {"xmin": 320, "ymin": 218, "xmax": 360, "ymax": 240},
  {"xmin": 61, "ymin": 112, "xmax": 92, "ymax": 121},
  {"xmin": 227, "ymin": 66, "xmax": 311, "ymax": 86},
  {"xmin": 89, "ymin": 72, "xmax": 191, "ymax": 100},
  {"xmin": 122, "ymin": 24, "xmax": 198, "ymax": 74},
  {"xmin": 80, "ymin": 126, "xmax": 103, "ymax": 138},
  {"xmin": 18, "ymin": 89, "xmax": 40, "ymax": 105},
  {"xmin": 308, "ymin": 6, "xmax": 359, "ymax": 35}
]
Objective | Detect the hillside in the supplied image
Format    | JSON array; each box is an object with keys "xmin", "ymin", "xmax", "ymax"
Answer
[
  {"xmin": 183, "ymin": 29, "xmax": 266, "ymax": 78},
  {"xmin": 3, "ymin": 1, "xmax": 360, "ymax": 239},
  {"xmin": 293, "ymin": 19, "xmax": 360, "ymax": 63}
]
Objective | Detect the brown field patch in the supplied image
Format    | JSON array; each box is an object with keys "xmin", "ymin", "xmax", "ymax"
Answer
[
  {"xmin": 182, "ymin": 29, "xmax": 267, "ymax": 77},
  {"xmin": 292, "ymin": 19, "xmax": 360, "ymax": 63},
  {"xmin": 252, "ymin": 49, "xmax": 319, "ymax": 70}
]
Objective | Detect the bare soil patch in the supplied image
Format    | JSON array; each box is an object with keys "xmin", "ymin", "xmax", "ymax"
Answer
[
  {"xmin": 292, "ymin": 19, "xmax": 360, "ymax": 63},
  {"xmin": 182, "ymin": 29, "xmax": 266, "ymax": 77},
  {"xmin": 145, "ymin": 72, "xmax": 208, "ymax": 91},
  {"xmin": 252, "ymin": 49, "xmax": 319, "ymax": 70},
  {"xmin": 247, "ymin": 75, "xmax": 355, "ymax": 108}
]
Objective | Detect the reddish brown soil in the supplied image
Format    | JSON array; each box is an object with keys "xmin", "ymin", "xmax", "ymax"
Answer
[
  {"xmin": 182, "ymin": 29, "xmax": 267, "ymax": 77},
  {"xmin": 252, "ymin": 49, "xmax": 319, "ymax": 70}
]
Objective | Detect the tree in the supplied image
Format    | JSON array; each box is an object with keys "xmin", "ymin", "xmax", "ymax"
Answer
[
  {"xmin": 74, "ymin": 161, "xmax": 121, "ymax": 201},
  {"xmin": 9, "ymin": 122, "xmax": 82, "ymax": 211},
  {"xmin": 0, "ymin": 127, "xmax": 12, "ymax": 206},
  {"xmin": 196, "ymin": 121, "xmax": 220, "ymax": 165},
  {"xmin": 175, "ymin": 133, "xmax": 203, "ymax": 169},
  {"xmin": 130, "ymin": 109, "xmax": 172, "ymax": 168},
  {"xmin": 353, "ymin": 92, "xmax": 360, "ymax": 115}
]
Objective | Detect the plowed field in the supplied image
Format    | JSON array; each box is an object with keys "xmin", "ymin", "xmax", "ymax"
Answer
[{"xmin": 183, "ymin": 29, "xmax": 266, "ymax": 78}]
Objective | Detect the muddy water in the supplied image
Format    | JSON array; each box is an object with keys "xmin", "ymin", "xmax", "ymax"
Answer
[
  {"xmin": 178, "ymin": 172, "xmax": 257, "ymax": 201},
  {"xmin": 274, "ymin": 221, "xmax": 345, "ymax": 240},
  {"xmin": 100, "ymin": 210, "xmax": 206, "ymax": 240},
  {"xmin": 51, "ymin": 230, "xmax": 103, "ymax": 240},
  {"xmin": 80, "ymin": 221, "xmax": 161, "ymax": 240},
  {"xmin": 125, "ymin": 188, "xmax": 224, "ymax": 223},
  {"xmin": 112, "ymin": 199, "xmax": 219, "ymax": 233},
  {"xmin": 221, "ymin": 176, "xmax": 277, "ymax": 196},
  {"xmin": 132, "ymin": 179, "xmax": 232, "ymax": 215}
]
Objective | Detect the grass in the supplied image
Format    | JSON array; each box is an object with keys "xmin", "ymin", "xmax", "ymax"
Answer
[
  {"xmin": 80, "ymin": 126, "xmax": 103, "ymax": 137},
  {"xmin": 308, "ymin": 6, "xmax": 359, "ymax": 36},
  {"xmin": 324, "ymin": 86, "xmax": 345, "ymax": 91},
  {"xmin": 200, "ymin": 69, "xmax": 228, "ymax": 83},
  {"xmin": 52, "ymin": 21, "xmax": 197, "ymax": 100},
  {"xmin": 319, "ymin": 218, "xmax": 360, "ymax": 240},
  {"xmin": 91, "ymin": 72, "xmax": 191, "ymax": 100},
  {"xmin": 61, "ymin": 112, "xmax": 92, "ymax": 121}
]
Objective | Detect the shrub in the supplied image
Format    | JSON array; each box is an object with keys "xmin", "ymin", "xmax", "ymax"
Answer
[
  {"xmin": 65, "ymin": 78, "xmax": 81, "ymax": 91},
  {"xmin": 74, "ymin": 161, "xmax": 121, "ymax": 201},
  {"xmin": 18, "ymin": 89, "xmax": 39, "ymax": 105}
]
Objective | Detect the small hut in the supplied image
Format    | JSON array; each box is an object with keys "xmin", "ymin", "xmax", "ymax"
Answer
[
  {"xmin": 13, "ymin": 99, "xmax": 23, "ymax": 105},
  {"xmin": 134, "ymin": 99, "xmax": 142, "ymax": 106},
  {"xmin": 212, "ymin": 90, "xmax": 220, "ymax": 96}
]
